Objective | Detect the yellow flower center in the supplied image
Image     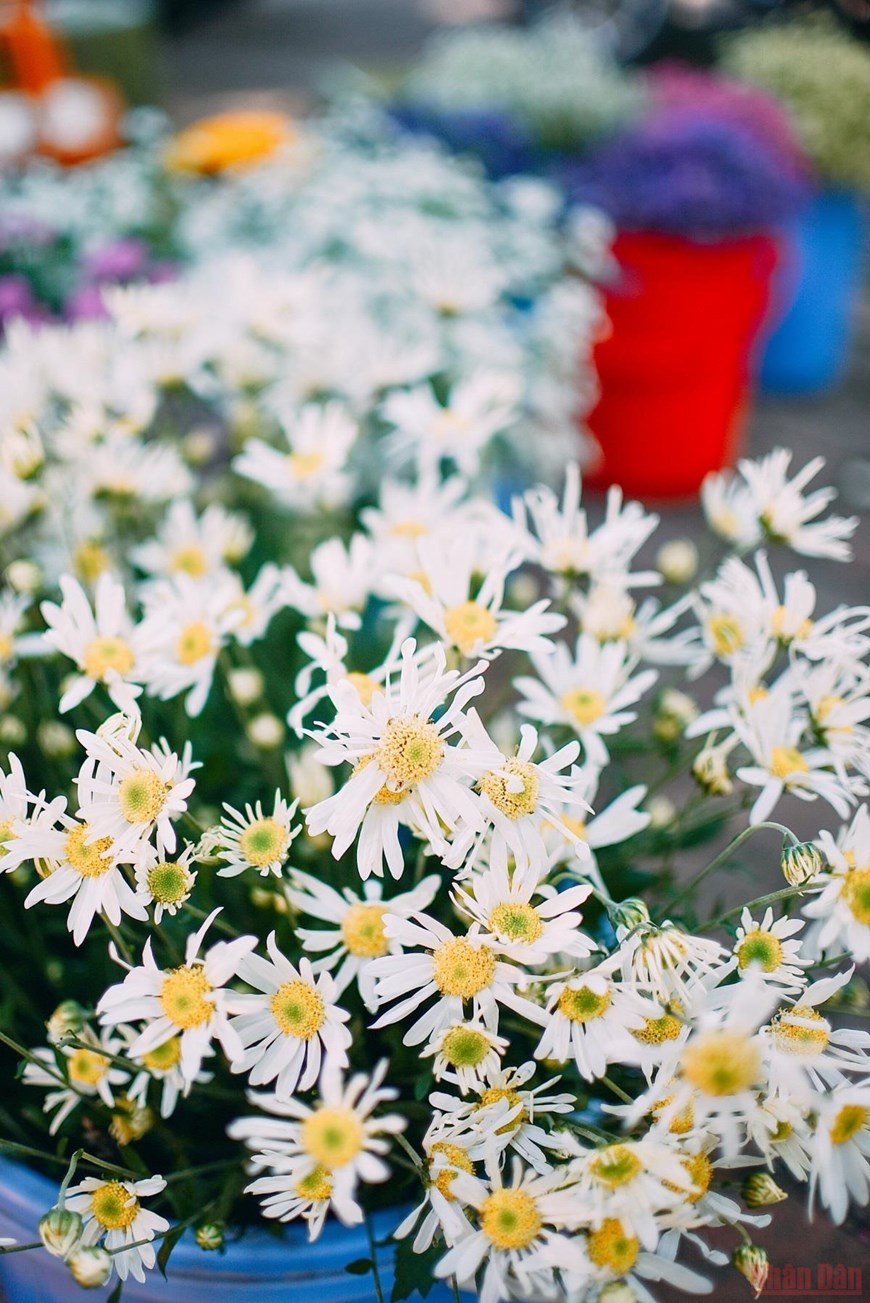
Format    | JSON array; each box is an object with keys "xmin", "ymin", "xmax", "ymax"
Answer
[
  {"xmin": 561, "ymin": 814, "xmax": 588, "ymax": 841},
  {"xmin": 118, "ymin": 769, "xmax": 169, "ymax": 824},
  {"xmin": 557, "ymin": 984, "xmax": 611, "ymax": 1023},
  {"xmin": 586, "ymin": 1219, "xmax": 639, "ymax": 1273},
  {"xmin": 142, "ymin": 1037, "xmax": 182, "ymax": 1072},
  {"xmin": 769, "ymin": 746, "xmax": 809, "ymax": 780},
  {"xmin": 476, "ymin": 1086, "xmax": 527, "ymax": 1134},
  {"xmin": 480, "ymin": 1188, "xmax": 542, "ymax": 1251},
  {"xmin": 73, "ymin": 541, "xmax": 111, "ymax": 584},
  {"xmin": 146, "ymin": 861, "xmax": 192, "ymax": 904},
  {"xmin": 376, "ymin": 714, "xmax": 444, "ymax": 792},
  {"xmin": 771, "ymin": 1006, "xmax": 829, "ymax": 1056},
  {"xmin": 487, "ymin": 902, "xmax": 543, "ymax": 945},
  {"xmin": 159, "ymin": 964, "xmax": 214, "ymax": 1029},
  {"xmin": 561, "ymin": 687, "xmax": 606, "ymax": 728},
  {"xmin": 681, "ymin": 1032, "xmax": 760, "ymax": 1096},
  {"xmin": 238, "ymin": 817, "xmax": 288, "ymax": 868},
  {"xmin": 441, "ymin": 1025, "xmax": 491, "ymax": 1069},
  {"xmin": 651, "ymin": 1095, "xmax": 694, "ymax": 1135},
  {"xmin": 770, "ymin": 606, "xmax": 813, "ymax": 642},
  {"xmin": 345, "ymin": 672, "xmax": 378, "ymax": 707},
  {"xmin": 176, "ymin": 621, "xmax": 213, "ymax": 666},
  {"xmin": 0, "ymin": 819, "xmax": 16, "ymax": 851},
  {"xmin": 590, "ymin": 1145, "xmax": 642, "ymax": 1189},
  {"xmin": 679, "ymin": 1151, "xmax": 713, "ymax": 1203},
  {"xmin": 830, "ymin": 1104, "xmax": 868, "ymax": 1145},
  {"xmin": 443, "ymin": 601, "xmax": 498, "ymax": 656},
  {"xmin": 430, "ymin": 1141, "xmax": 474, "ymax": 1201},
  {"xmin": 841, "ymin": 869, "xmax": 870, "ymax": 925},
  {"xmin": 295, "ymin": 1166, "xmax": 333, "ymax": 1202},
  {"xmin": 632, "ymin": 1011, "xmax": 683, "ymax": 1045},
  {"xmin": 288, "ymin": 451, "xmax": 325, "ymax": 480},
  {"xmin": 432, "ymin": 938, "xmax": 495, "ymax": 999},
  {"xmin": 340, "ymin": 903, "xmax": 388, "ymax": 958},
  {"xmin": 170, "ymin": 544, "xmax": 208, "ymax": 578},
  {"xmin": 736, "ymin": 930, "xmax": 784, "ymax": 973},
  {"xmin": 707, "ymin": 613, "xmax": 744, "ymax": 657},
  {"xmin": 271, "ymin": 980, "xmax": 325, "ymax": 1039},
  {"xmin": 301, "ymin": 1107, "xmax": 364, "ymax": 1168},
  {"xmin": 64, "ymin": 824, "xmax": 114, "ymax": 877},
  {"xmin": 67, "ymin": 1047, "xmax": 108, "ymax": 1088},
  {"xmin": 82, "ymin": 635, "xmax": 135, "ymax": 682},
  {"xmin": 91, "ymin": 1182, "xmax": 140, "ymax": 1231},
  {"xmin": 478, "ymin": 759, "xmax": 540, "ymax": 820},
  {"xmin": 390, "ymin": 519, "xmax": 427, "ymax": 538}
]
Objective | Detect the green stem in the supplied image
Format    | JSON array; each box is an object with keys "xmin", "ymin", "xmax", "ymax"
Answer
[
  {"xmin": 601, "ymin": 1075, "xmax": 632, "ymax": 1105},
  {"xmin": 366, "ymin": 1215, "xmax": 385, "ymax": 1303},
  {"xmin": 0, "ymin": 1241, "xmax": 42, "ymax": 1255},
  {"xmin": 662, "ymin": 821, "xmax": 797, "ymax": 916},
  {"xmin": 0, "ymin": 1139, "xmax": 140, "ymax": 1180},
  {"xmin": 702, "ymin": 883, "xmax": 817, "ymax": 933},
  {"xmin": 0, "ymin": 1031, "xmax": 69, "ymax": 1090},
  {"xmin": 104, "ymin": 919, "xmax": 134, "ymax": 967},
  {"xmin": 183, "ymin": 903, "xmax": 240, "ymax": 938}
]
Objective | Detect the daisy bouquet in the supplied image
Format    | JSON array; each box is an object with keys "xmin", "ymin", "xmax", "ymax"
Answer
[{"xmin": 0, "ymin": 120, "xmax": 867, "ymax": 1303}]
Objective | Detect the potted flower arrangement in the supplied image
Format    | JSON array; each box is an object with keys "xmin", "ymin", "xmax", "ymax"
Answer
[
  {"xmin": 724, "ymin": 13, "xmax": 870, "ymax": 393},
  {"xmin": 558, "ymin": 65, "xmax": 810, "ymax": 498},
  {"xmin": 0, "ymin": 104, "xmax": 868, "ymax": 1303},
  {"xmin": 390, "ymin": 15, "xmax": 642, "ymax": 179}
]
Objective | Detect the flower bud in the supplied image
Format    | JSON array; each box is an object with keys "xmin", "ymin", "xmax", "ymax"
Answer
[
  {"xmin": 288, "ymin": 745, "xmax": 333, "ymax": 806},
  {"xmin": 733, "ymin": 1244, "xmax": 769, "ymax": 1298},
  {"xmin": 195, "ymin": 1222, "xmax": 225, "ymax": 1251},
  {"xmin": 37, "ymin": 720, "xmax": 76, "ymax": 759},
  {"xmin": 38, "ymin": 1207, "xmax": 83, "ymax": 1258},
  {"xmin": 66, "ymin": 1245, "xmax": 113, "ymax": 1288},
  {"xmin": 227, "ymin": 666, "xmax": 263, "ymax": 707},
  {"xmin": 0, "ymin": 717, "xmax": 26, "ymax": 746},
  {"xmin": 653, "ymin": 688, "xmax": 698, "ymax": 742},
  {"xmin": 647, "ymin": 795, "xmax": 676, "ymax": 830},
  {"xmin": 5, "ymin": 559, "xmax": 42, "ymax": 593},
  {"xmin": 110, "ymin": 1096, "xmax": 155, "ymax": 1145},
  {"xmin": 46, "ymin": 1000, "xmax": 90, "ymax": 1044},
  {"xmin": 693, "ymin": 745, "xmax": 732, "ymax": 796},
  {"xmin": 781, "ymin": 841, "xmax": 823, "ymax": 886},
  {"xmin": 612, "ymin": 898, "xmax": 650, "ymax": 931},
  {"xmin": 247, "ymin": 712, "xmax": 284, "ymax": 750},
  {"xmin": 599, "ymin": 1283, "xmax": 638, "ymax": 1303},
  {"xmin": 742, "ymin": 1172, "xmax": 788, "ymax": 1208},
  {"xmin": 657, "ymin": 538, "xmax": 698, "ymax": 584}
]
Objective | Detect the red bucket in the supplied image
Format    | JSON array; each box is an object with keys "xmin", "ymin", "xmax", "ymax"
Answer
[{"xmin": 585, "ymin": 230, "xmax": 779, "ymax": 499}]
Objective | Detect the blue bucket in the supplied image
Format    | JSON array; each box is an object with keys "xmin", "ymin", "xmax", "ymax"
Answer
[
  {"xmin": 759, "ymin": 189, "xmax": 866, "ymax": 394},
  {"xmin": 0, "ymin": 1156, "xmax": 467, "ymax": 1302}
]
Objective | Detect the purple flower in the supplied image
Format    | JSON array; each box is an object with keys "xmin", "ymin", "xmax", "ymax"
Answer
[
  {"xmin": 83, "ymin": 237, "xmax": 149, "ymax": 284},
  {"xmin": 389, "ymin": 103, "xmax": 536, "ymax": 179},
  {"xmin": 65, "ymin": 284, "xmax": 109, "ymax": 322}
]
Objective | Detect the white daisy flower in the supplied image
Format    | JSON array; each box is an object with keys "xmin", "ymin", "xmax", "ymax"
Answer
[
  {"xmin": 64, "ymin": 1174, "xmax": 169, "ymax": 1284},
  {"xmin": 3, "ymin": 795, "xmax": 148, "ymax": 946},
  {"xmin": 762, "ymin": 969, "xmax": 870, "ymax": 1105},
  {"xmin": 75, "ymin": 722, "xmax": 197, "ymax": 860},
  {"xmin": 803, "ymin": 806, "xmax": 870, "ymax": 961},
  {"xmin": 284, "ymin": 868, "xmax": 440, "ymax": 1009},
  {"xmin": 234, "ymin": 401, "xmax": 358, "ymax": 510},
  {"xmin": 305, "ymin": 638, "xmax": 489, "ymax": 880},
  {"xmin": 134, "ymin": 842, "xmax": 198, "ymax": 923},
  {"xmin": 229, "ymin": 939, "xmax": 351, "ymax": 1099},
  {"xmin": 22, "ymin": 1026, "xmax": 131, "ymax": 1134},
  {"xmin": 0, "ymin": 751, "xmax": 30, "ymax": 855},
  {"xmin": 131, "ymin": 499, "xmax": 253, "ymax": 581},
  {"xmin": 281, "ymin": 533, "xmax": 374, "ymax": 632},
  {"xmin": 541, "ymin": 765, "xmax": 649, "ymax": 893},
  {"xmin": 568, "ymin": 1137, "xmax": 695, "ymax": 1249},
  {"xmin": 421, "ymin": 1021, "xmax": 509, "ymax": 1093},
  {"xmin": 40, "ymin": 573, "xmax": 142, "ymax": 715},
  {"xmin": 388, "ymin": 532, "xmax": 564, "ymax": 662},
  {"xmin": 809, "ymin": 1084, "xmax": 870, "ymax": 1225},
  {"xmin": 220, "ymin": 563, "xmax": 286, "ymax": 649},
  {"xmin": 619, "ymin": 922, "xmax": 726, "ymax": 1006},
  {"xmin": 431, "ymin": 1061, "xmax": 575, "ymax": 1173},
  {"xmin": 360, "ymin": 474, "xmax": 470, "ymax": 586},
  {"xmin": 126, "ymin": 1033, "xmax": 212, "ymax": 1120},
  {"xmin": 737, "ymin": 447, "xmax": 858, "ymax": 560},
  {"xmin": 228, "ymin": 1060, "xmax": 405, "ymax": 1238},
  {"xmin": 433, "ymin": 1161, "xmax": 589, "ymax": 1303},
  {"xmin": 369, "ymin": 914, "xmax": 542, "ymax": 1045},
  {"xmin": 515, "ymin": 632, "xmax": 657, "ymax": 768},
  {"xmin": 382, "ymin": 373, "xmax": 519, "ymax": 479},
  {"xmin": 797, "ymin": 661, "xmax": 870, "ymax": 782},
  {"xmin": 533, "ymin": 955, "xmax": 649, "ymax": 1082},
  {"xmin": 215, "ymin": 792, "xmax": 300, "ymax": 878},
  {"xmin": 97, "ymin": 908, "xmax": 257, "ymax": 1085},
  {"xmin": 452, "ymin": 857, "xmax": 594, "ymax": 965},
  {"xmin": 446, "ymin": 716, "xmax": 590, "ymax": 878},
  {"xmin": 724, "ymin": 908, "xmax": 808, "ymax": 994}
]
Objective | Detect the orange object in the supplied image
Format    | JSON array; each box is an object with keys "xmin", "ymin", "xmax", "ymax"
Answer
[
  {"xmin": 0, "ymin": 0, "xmax": 122, "ymax": 163},
  {"xmin": 585, "ymin": 230, "xmax": 779, "ymax": 500},
  {"xmin": 166, "ymin": 111, "xmax": 296, "ymax": 175}
]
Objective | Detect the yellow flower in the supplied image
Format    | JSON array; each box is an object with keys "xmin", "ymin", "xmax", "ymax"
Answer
[{"xmin": 166, "ymin": 111, "xmax": 295, "ymax": 175}]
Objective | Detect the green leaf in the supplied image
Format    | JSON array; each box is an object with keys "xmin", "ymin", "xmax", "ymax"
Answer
[
  {"xmin": 156, "ymin": 1223, "xmax": 187, "ymax": 1278},
  {"xmin": 106, "ymin": 1280, "xmax": 124, "ymax": 1303},
  {"xmin": 391, "ymin": 1235, "xmax": 442, "ymax": 1301},
  {"xmin": 344, "ymin": 1257, "xmax": 373, "ymax": 1276}
]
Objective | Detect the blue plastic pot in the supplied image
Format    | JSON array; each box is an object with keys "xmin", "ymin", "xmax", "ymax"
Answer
[
  {"xmin": 0, "ymin": 1156, "xmax": 465, "ymax": 1302},
  {"xmin": 759, "ymin": 190, "xmax": 866, "ymax": 394}
]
